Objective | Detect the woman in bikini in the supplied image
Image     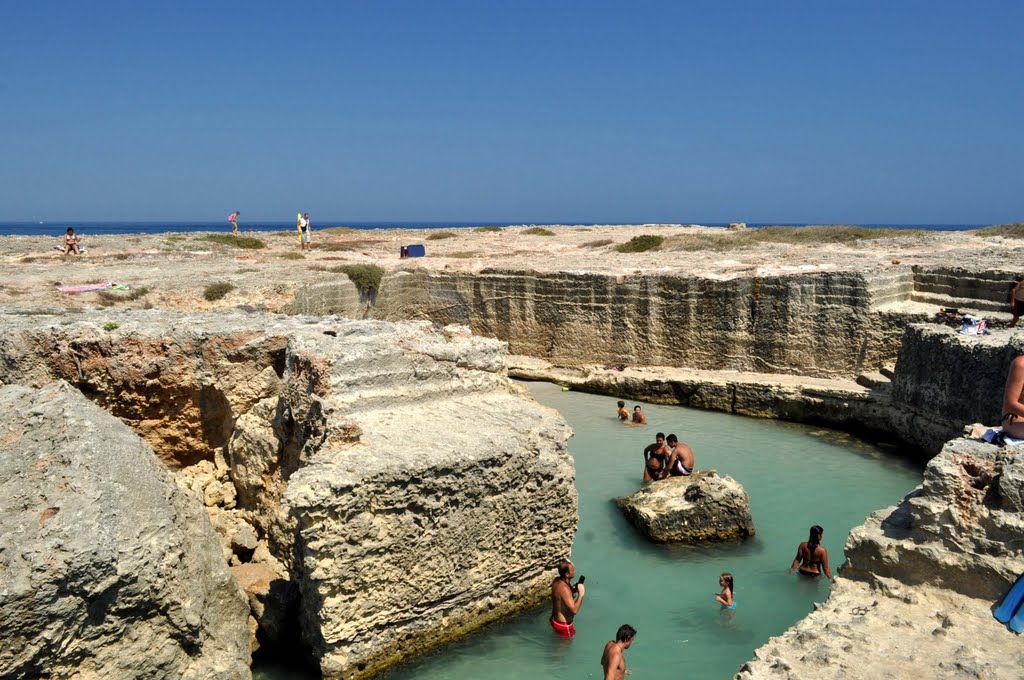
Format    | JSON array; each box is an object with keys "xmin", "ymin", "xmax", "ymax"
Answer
[
  {"xmin": 643, "ymin": 434, "xmax": 669, "ymax": 482},
  {"xmin": 788, "ymin": 525, "xmax": 835, "ymax": 582},
  {"xmin": 62, "ymin": 227, "xmax": 81, "ymax": 255}
]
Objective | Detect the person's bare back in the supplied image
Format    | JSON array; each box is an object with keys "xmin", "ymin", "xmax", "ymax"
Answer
[{"xmin": 1002, "ymin": 356, "xmax": 1024, "ymax": 437}]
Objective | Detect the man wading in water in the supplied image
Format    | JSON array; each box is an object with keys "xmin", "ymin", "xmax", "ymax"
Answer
[
  {"xmin": 600, "ymin": 624, "xmax": 636, "ymax": 680},
  {"xmin": 550, "ymin": 559, "xmax": 585, "ymax": 638}
]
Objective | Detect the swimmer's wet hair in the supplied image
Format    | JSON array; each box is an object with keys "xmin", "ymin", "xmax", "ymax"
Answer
[
  {"xmin": 557, "ymin": 559, "xmax": 573, "ymax": 578},
  {"xmin": 616, "ymin": 624, "xmax": 636, "ymax": 641},
  {"xmin": 666, "ymin": 434, "xmax": 678, "ymax": 444},
  {"xmin": 656, "ymin": 432, "xmax": 665, "ymax": 439}
]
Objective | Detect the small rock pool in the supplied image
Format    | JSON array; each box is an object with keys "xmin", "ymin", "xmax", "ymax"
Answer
[{"xmin": 257, "ymin": 381, "xmax": 924, "ymax": 680}]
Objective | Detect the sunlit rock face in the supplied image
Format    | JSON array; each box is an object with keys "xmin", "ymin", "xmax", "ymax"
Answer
[
  {"xmin": 0, "ymin": 311, "xmax": 577, "ymax": 679},
  {"xmin": 368, "ymin": 268, "xmax": 914, "ymax": 378},
  {"xmin": 0, "ymin": 381, "xmax": 252, "ymax": 679}
]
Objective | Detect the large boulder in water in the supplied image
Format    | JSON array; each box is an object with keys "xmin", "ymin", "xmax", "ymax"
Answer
[
  {"xmin": 616, "ymin": 471, "xmax": 755, "ymax": 542},
  {"xmin": 0, "ymin": 381, "xmax": 251, "ymax": 679}
]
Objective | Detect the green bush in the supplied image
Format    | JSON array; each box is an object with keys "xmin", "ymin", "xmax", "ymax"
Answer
[
  {"xmin": 579, "ymin": 238, "xmax": 614, "ymax": 248},
  {"xmin": 200, "ymin": 234, "xmax": 266, "ymax": 249},
  {"xmin": 615, "ymin": 235, "xmax": 665, "ymax": 253},
  {"xmin": 102, "ymin": 322, "xmax": 119, "ymax": 331},
  {"xmin": 523, "ymin": 227, "xmax": 555, "ymax": 236},
  {"xmin": 203, "ymin": 282, "xmax": 236, "ymax": 301},
  {"xmin": 427, "ymin": 231, "xmax": 457, "ymax": 240},
  {"xmin": 278, "ymin": 251, "xmax": 305, "ymax": 260},
  {"xmin": 473, "ymin": 226, "xmax": 503, "ymax": 233},
  {"xmin": 334, "ymin": 264, "xmax": 384, "ymax": 293}
]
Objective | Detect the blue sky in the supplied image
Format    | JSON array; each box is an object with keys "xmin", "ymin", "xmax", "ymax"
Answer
[{"xmin": 1, "ymin": 1, "xmax": 1020, "ymax": 224}]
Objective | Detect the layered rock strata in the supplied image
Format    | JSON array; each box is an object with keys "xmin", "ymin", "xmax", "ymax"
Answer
[
  {"xmin": 367, "ymin": 269, "xmax": 921, "ymax": 379},
  {"xmin": 616, "ymin": 471, "xmax": 754, "ymax": 542},
  {"xmin": 737, "ymin": 436, "xmax": 1024, "ymax": 678},
  {"xmin": 0, "ymin": 311, "xmax": 576, "ymax": 679},
  {"xmin": 0, "ymin": 381, "xmax": 251, "ymax": 679},
  {"xmin": 281, "ymin": 327, "xmax": 576, "ymax": 679},
  {"xmin": 889, "ymin": 325, "xmax": 1024, "ymax": 451}
]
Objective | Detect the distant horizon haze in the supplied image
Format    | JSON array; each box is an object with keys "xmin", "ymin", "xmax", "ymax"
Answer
[{"xmin": 1, "ymin": 1, "xmax": 1020, "ymax": 225}]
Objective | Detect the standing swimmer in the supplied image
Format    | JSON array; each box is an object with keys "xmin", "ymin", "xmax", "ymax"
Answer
[
  {"xmin": 788, "ymin": 525, "xmax": 835, "ymax": 582},
  {"xmin": 716, "ymin": 572, "xmax": 735, "ymax": 609}
]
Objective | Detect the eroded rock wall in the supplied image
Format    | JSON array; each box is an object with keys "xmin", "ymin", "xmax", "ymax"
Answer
[
  {"xmin": 890, "ymin": 325, "xmax": 1024, "ymax": 450},
  {"xmin": 0, "ymin": 319, "xmax": 288, "ymax": 469},
  {"xmin": 367, "ymin": 268, "xmax": 915, "ymax": 378},
  {"xmin": 0, "ymin": 311, "xmax": 577, "ymax": 678},
  {"xmin": 279, "ymin": 327, "xmax": 576, "ymax": 680},
  {"xmin": 0, "ymin": 382, "xmax": 251, "ymax": 679},
  {"xmin": 843, "ymin": 438, "xmax": 1024, "ymax": 600}
]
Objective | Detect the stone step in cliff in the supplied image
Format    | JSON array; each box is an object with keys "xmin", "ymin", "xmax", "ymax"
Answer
[{"xmin": 911, "ymin": 290, "xmax": 1013, "ymax": 316}]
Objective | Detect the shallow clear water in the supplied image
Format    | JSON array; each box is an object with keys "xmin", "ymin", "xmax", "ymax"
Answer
[{"xmin": 256, "ymin": 382, "xmax": 923, "ymax": 680}]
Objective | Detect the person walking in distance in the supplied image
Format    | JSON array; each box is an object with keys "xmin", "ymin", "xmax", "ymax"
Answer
[{"xmin": 228, "ymin": 211, "xmax": 240, "ymax": 235}]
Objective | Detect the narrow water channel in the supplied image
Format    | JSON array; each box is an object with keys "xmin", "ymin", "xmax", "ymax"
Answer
[{"xmin": 258, "ymin": 381, "xmax": 923, "ymax": 680}]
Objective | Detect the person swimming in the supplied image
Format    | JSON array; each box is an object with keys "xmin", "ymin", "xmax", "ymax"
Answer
[
  {"xmin": 631, "ymin": 405, "xmax": 647, "ymax": 425},
  {"xmin": 715, "ymin": 572, "xmax": 735, "ymax": 609},
  {"xmin": 616, "ymin": 400, "xmax": 629, "ymax": 421},
  {"xmin": 788, "ymin": 525, "xmax": 835, "ymax": 582}
]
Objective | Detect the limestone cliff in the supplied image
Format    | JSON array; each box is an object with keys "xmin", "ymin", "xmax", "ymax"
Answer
[
  {"xmin": 889, "ymin": 325, "xmax": 1024, "ymax": 451},
  {"xmin": 0, "ymin": 382, "xmax": 252, "ymax": 679},
  {"xmin": 366, "ymin": 268, "xmax": 916, "ymax": 379},
  {"xmin": 0, "ymin": 311, "xmax": 576, "ymax": 679}
]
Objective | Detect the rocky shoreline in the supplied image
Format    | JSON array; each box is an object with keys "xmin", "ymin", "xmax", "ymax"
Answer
[{"xmin": 1, "ymin": 224, "xmax": 1023, "ymax": 678}]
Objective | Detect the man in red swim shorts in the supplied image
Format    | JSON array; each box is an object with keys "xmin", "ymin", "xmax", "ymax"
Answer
[{"xmin": 550, "ymin": 559, "xmax": 585, "ymax": 639}]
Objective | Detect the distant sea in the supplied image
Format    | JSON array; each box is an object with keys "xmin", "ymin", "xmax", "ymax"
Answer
[{"xmin": 0, "ymin": 221, "xmax": 986, "ymax": 237}]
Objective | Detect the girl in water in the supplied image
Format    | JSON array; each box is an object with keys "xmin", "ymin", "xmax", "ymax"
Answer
[
  {"xmin": 788, "ymin": 525, "xmax": 835, "ymax": 582},
  {"xmin": 716, "ymin": 572, "xmax": 735, "ymax": 609}
]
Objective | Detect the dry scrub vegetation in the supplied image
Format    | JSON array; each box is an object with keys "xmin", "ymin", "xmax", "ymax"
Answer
[
  {"xmin": 579, "ymin": 239, "xmax": 614, "ymax": 248},
  {"xmin": 977, "ymin": 223, "xmax": 1024, "ymax": 237},
  {"xmin": 662, "ymin": 226, "xmax": 929, "ymax": 252}
]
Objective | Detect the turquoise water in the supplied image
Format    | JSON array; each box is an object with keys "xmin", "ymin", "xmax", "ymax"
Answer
[{"xmin": 257, "ymin": 382, "xmax": 923, "ymax": 680}]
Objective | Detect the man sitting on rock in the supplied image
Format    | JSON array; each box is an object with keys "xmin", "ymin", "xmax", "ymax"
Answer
[
  {"xmin": 665, "ymin": 434, "xmax": 694, "ymax": 476},
  {"xmin": 1002, "ymin": 355, "xmax": 1024, "ymax": 438}
]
